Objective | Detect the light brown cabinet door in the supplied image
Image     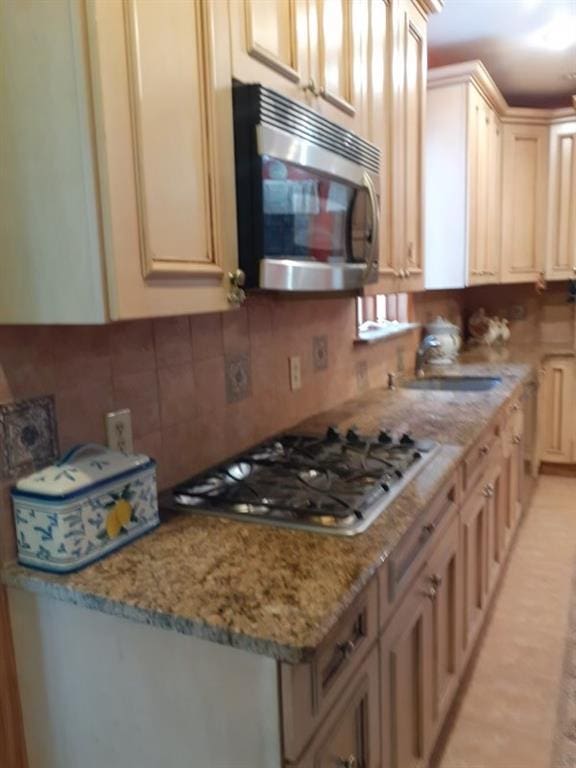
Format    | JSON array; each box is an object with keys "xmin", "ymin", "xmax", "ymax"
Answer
[
  {"xmin": 294, "ymin": 646, "xmax": 381, "ymax": 768},
  {"xmin": 539, "ymin": 357, "xmax": 575, "ymax": 464},
  {"xmin": 229, "ymin": 0, "xmax": 309, "ymax": 102},
  {"xmin": 381, "ymin": 568, "xmax": 433, "ymax": 768},
  {"xmin": 547, "ymin": 121, "xmax": 576, "ymax": 281},
  {"xmin": 485, "ymin": 461, "xmax": 505, "ymax": 596},
  {"xmin": 467, "ymin": 88, "xmax": 492, "ymax": 285},
  {"xmin": 427, "ymin": 515, "xmax": 462, "ymax": 738},
  {"xmin": 309, "ymin": 0, "xmax": 366, "ymax": 132},
  {"xmin": 500, "ymin": 122, "xmax": 549, "ymax": 284},
  {"xmin": 461, "ymin": 482, "xmax": 488, "ymax": 656}
]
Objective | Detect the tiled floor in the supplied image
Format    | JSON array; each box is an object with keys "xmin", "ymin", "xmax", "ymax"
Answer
[{"xmin": 437, "ymin": 475, "xmax": 576, "ymax": 768}]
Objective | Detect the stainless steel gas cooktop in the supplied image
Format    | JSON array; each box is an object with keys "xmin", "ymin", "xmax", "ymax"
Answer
[{"xmin": 161, "ymin": 428, "xmax": 439, "ymax": 536}]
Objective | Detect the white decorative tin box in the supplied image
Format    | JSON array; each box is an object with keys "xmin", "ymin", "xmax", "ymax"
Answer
[{"xmin": 12, "ymin": 444, "xmax": 159, "ymax": 573}]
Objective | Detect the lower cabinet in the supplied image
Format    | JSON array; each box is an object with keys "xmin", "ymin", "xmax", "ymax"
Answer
[
  {"xmin": 282, "ymin": 396, "xmax": 526, "ymax": 768},
  {"xmin": 539, "ymin": 356, "xmax": 576, "ymax": 464},
  {"xmin": 293, "ymin": 646, "xmax": 381, "ymax": 768},
  {"xmin": 381, "ymin": 566, "xmax": 433, "ymax": 768},
  {"xmin": 460, "ymin": 480, "xmax": 489, "ymax": 656}
]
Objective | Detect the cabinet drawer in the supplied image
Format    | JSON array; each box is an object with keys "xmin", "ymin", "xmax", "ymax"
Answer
[
  {"xmin": 385, "ymin": 473, "xmax": 459, "ymax": 611},
  {"xmin": 289, "ymin": 646, "xmax": 381, "ymax": 768},
  {"xmin": 280, "ymin": 579, "xmax": 378, "ymax": 763},
  {"xmin": 463, "ymin": 421, "xmax": 500, "ymax": 491}
]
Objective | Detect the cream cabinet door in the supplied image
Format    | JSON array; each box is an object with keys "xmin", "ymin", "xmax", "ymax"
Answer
[
  {"xmin": 467, "ymin": 88, "xmax": 491, "ymax": 285},
  {"xmin": 500, "ymin": 122, "xmax": 549, "ymax": 284},
  {"xmin": 91, "ymin": 0, "xmax": 239, "ymax": 318},
  {"xmin": 229, "ymin": 0, "xmax": 309, "ymax": 102},
  {"xmin": 308, "ymin": 0, "xmax": 366, "ymax": 132},
  {"xmin": 546, "ymin": 121, "xmax": 576, "ymax": 281},
  {"xmin": 366, "ymin": 0, "xmax": 395, "ymax": 291},
  {"xmin": 486, "ymin": 110, "xmax": 502, "ymax": 282},
  {"xmin": 393, "ymin": 0, "xmax": 427, "ymax": 292},
  {"xmin": 539, "ymin": 357, "xmax": 575, "ymax": 464}
]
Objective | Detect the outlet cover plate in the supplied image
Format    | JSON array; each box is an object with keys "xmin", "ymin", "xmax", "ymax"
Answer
[{"xmin": 106, "ymin": 409, "xmax": 133, "ymax": 454}]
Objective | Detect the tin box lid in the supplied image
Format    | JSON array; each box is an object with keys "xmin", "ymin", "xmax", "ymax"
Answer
[{"xmin": 14, "ymin": 444, "xmax": 154, "ymax": 500}]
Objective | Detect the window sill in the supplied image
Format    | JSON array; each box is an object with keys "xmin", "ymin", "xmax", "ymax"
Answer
[{"xmin": 354, "ymin": 322, "xmax": 421, "ymax": 346}]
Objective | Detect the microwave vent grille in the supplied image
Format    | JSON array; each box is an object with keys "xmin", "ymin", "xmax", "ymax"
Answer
[{"xmin": 253, "ymin": 85, "xmax": 380, "ymax": 175}]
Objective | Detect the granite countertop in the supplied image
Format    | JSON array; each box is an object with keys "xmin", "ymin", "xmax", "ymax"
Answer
[{"xmin": 2, "ymin": 343, "xmax": 561, "ymax": 663}]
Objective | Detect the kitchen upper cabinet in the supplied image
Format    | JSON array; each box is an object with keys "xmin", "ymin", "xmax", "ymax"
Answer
[
  {"xmin": 425, "ymin": 63, "xmax": 505, "ymax": 290},
  {"xmin": 381, "ymin": 566, "xmax": 433, "ymax": 768},
  {"xmin": 230, "ymin": 0, "xmax": 366, "ymax": 134},
  {"xmin": 392, "ymin": 0, "xmax": 428, "ymax": 292},
  {"xmin": 500, "ymin": 121, "xmax": 549, "ymax": 284},
  {"xmin": 539, "ymin": 356, "xmax": 576, "ymax": 464},
  {"xmin": 366, "ymin": 0, "xmax": 395, "ymax": 289},
  {"xmin": 546, "ymin": 120, "xmax": 576, "ymax": 281},
  {"xmin": 0, "ymin": 0, "xmax": 238, "ymax": 323},
  {"xmin": 229, "ymin": 0, "xmax": 309, "ymax": 101}
]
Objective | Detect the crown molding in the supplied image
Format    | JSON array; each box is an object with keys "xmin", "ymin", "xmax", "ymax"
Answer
[
  {"xmin": 429, "ymin": 62, "xmax": 576, "ymax": 125},
  {"xmin": 427, "ymin": 60, "xmax": 508, "ymax": 115}
]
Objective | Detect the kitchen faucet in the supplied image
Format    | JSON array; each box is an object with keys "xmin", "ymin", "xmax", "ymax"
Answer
[{"xmin": 415, "ymin": 335, "xmax": 441, "ymax": 377}]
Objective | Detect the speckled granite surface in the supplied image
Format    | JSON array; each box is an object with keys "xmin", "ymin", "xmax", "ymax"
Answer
[{"xmin": 2, "ymin": 343, "xmax": 562, "ymax": 663}]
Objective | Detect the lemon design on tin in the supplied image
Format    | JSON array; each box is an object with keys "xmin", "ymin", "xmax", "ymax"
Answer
[{"xmin": 100, "ymin": 487, "xmax": 135, "ymax": 541}]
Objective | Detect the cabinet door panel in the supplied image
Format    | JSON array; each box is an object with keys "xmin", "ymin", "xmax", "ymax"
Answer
[
  {"xmin": 539, "ymin": 357, "xmax": 575, "ymax": 463},
  {"xmin": 229, "ymin": 0, "xmax": 309, "ymax": 100},
  {"xmin": 461, "ymin": 486, "xmax": 488, "ymax": 655},
  {"xmin": 501, "ymin": 123, "xmax": 548, "ymax": 283},
  {"xmin": 381, "ymin": 570, "xmax": 433, "ymax": 768},
  {"xmin": 311, "ymin": 0, "xmax": 366, "ymax": 131},
  {"xmin": 402, "ymin": 0, "xmax": 426, "ymax": 288},
  {"xmin": 486, "ymin": 463, "xmax": 505, "ymax": 595},
  {"xmin": 125, "ymin": 0, "xmax": 211, "ymax": 275},
  {"xmin": 547, "ymin": 123, "xmax": 576, "ymax": 280},
  {"xmin": 295, "ymin": 646, "xmax": 380, "ymax": 768},
  {"xmin": 428, "ymin": 515, "xmax": 462, "ymax": 735}
]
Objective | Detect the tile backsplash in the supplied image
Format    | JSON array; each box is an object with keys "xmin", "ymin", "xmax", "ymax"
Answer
[{"xmin": 0, "ymin": 295, "xmax": 420, "ymax": 563}]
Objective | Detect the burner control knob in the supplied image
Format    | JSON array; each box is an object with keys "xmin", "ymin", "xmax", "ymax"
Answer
[
  {"xmin": 346, "ymin": 428, "xmax": 361, "ymax": 444},
  {"xmin": 326, "ymin": 426, "xmax": 341, "ymax": 442},
  {"xmin": 378, "ymin": 430, "xmax": 393, "ymax": 444},
  {"xmin": 400, "ymin": 433, "xmax": 415, "ymax": 446}
]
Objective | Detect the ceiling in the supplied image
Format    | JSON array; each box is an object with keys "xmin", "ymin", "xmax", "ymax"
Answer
[{"xmin": 428, "ymin": 0, "xmax": 576, "ymax": 108}]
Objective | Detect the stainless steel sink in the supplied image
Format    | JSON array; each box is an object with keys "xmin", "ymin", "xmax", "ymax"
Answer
[{"xmin": 403, "ymin": 376, "xmax": 502, "ymax": 392}]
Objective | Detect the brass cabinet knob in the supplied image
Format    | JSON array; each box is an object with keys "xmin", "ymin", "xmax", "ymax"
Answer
[
  {"xmin": 479, "ymin": 445, "xmax": 489, "ymax": 456},
  {"xmin": 430, "ymin": 573, "xmax": 443, "ymax": 588},
  {"xmin": 512, "ymin": 435, "xmax": 522, "ymax": 445},
  {"xmin": 483, "ymin": 483, "xmax": 494, "ymax": 498},
  {"xmin": 227, "ymin": 269, "xmax": 246, "ymax": 306}
]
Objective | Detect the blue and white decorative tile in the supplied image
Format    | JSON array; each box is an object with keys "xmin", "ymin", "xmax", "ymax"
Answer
[
  {"xmin": 0, "ymin": 395, "xmax": 58, "ymax": 479},
  {"xmin": 312, "ymin": 336, "xmax": 329, "ymax": 372},
  {"xmin": 225, "ymin": 353, "xmax": 252, "ymax": 404}
]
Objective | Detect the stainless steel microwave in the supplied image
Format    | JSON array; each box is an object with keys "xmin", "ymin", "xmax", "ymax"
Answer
[{"xmin": 232, "ymin": 84, "xmax": 381, "ymax": 292}]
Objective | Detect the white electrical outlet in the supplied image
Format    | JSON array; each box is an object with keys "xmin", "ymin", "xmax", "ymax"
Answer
[
  {"xmin": 289, "ymin": 356, "xmax": 302, "ymax": 391},
  {"xmin": 106, "ymin": 409, "xmax": 133, "ymax": 454}
]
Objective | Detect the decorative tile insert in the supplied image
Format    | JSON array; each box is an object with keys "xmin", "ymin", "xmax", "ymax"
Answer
[
  {"xmin": 225, "ymin": 353, "xmax": 252, "ymax": 404},
  {"xmin": 356, "ymin": 361, "xmax": 369, "ymax": 393},
  {"xmin": 0, "ymin": 395, "xmax": 59, "ymax": 479},
  {"xmin": 312, "ymin": 335, "xmax": 329, "ymax": 372}
]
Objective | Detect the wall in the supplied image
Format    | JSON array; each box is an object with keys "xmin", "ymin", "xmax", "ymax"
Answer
[{"xmin": 0, "ymin": 295, "xmax": 420, "ymax": 564}]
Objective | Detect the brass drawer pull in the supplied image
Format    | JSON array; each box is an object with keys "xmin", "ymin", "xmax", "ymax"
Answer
[
  {"xmin": 483, "ymin": 483, "xmax": 494, "ymax": 498},
  {"xmin": 479, "ymin": 445, "xmax": 489, "ymax": 456},
  {"xmin": 337, "ymin": 639, "xmax": 357, "ymax": 659},
  {"xmin": 512, "ymin": 435, "xmax": 521, "ymax": 445},
  {"xmin": 422, "ymin": 522, "xmax": 436, "ymax": 535}
]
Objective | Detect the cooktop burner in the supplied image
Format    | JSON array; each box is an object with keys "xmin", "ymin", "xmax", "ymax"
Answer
[{"xmin": 161, "ymin": 428, "xmax": 439, "ymax": 536}]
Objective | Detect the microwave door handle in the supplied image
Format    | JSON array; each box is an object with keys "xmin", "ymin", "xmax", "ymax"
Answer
[{"xmin": 363, "ymin": 172, "xmax": 379, "ymax": 281}]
